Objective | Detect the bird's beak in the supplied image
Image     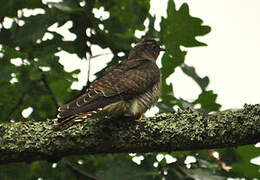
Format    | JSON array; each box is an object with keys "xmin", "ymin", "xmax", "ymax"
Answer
[{"xmin": 160, "ymin": 47, "xmax": 166, "ymax": 51}]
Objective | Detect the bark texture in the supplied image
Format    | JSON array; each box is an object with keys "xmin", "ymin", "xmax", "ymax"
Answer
[{"xmin": 1, "ymin": 104, "xmax": 260, "ymax": 164}]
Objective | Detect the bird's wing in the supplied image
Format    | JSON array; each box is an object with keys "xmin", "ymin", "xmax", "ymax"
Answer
[{"xmin": 57, "ymin": 59, "xmax": 160, "ymax": 119}]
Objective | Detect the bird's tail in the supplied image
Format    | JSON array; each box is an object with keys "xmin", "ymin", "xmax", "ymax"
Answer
[
  {"xmin": 55, "ymin": 109, "xmax": 101, "ymax": 131},
  {"xmin": 43, "ymin": 115, "xmax": 86, "ymax": 137},
  {"xmin": 54, "ymin": 115, "xmax": 78, "ymax": 130},
  {"xmin": 54, "ymin": 114, "xmax": 90, "ymax": 131}
]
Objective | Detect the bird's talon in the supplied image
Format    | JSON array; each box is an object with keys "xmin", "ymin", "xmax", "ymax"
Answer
[
  {"xmin": 139, "ymin": 114, "xmax": 143, "ymax": 120},
  {"xmin": 135, "ymin": 115, "xmax": 145, "ymax": 123}
]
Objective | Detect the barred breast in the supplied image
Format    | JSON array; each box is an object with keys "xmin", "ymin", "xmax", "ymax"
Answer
[
  {"xmin": 98, "ymin": 79, "xmax": 161, "ymax": 118},
  {"xmin": 127, "ymin": 79, "xmax": 161, "ymax": 117}
]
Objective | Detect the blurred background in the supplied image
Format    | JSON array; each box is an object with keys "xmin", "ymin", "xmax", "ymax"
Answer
[{"xmin": 0, "ymin": 0, "xmax": 259, "ymax": 179}]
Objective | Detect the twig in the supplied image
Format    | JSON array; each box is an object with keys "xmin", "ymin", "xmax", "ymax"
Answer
[
  {"xmin": 207, "ymin": 149, "xmax": 232, "ymax": 172},
  {"xmin": 90, "ymin": 53, "xmax": 112, "ymax": 59},
  {"xmin": 41, "ymin": 73, "xmax": 59, "ymax": 108},
  {"xmin": 87, "ymin": 54, "xmax": 91, "ymax": 88},
  {"xmin": 81, "ymin": 52, "xmax": 112, "ymax": 94},
  {"xmin": 168, "ymin": 161, "xmax": 187, "ymax": 177},
  {"xmin": 65, "ymin": 160, "xmax": 103, "ymax": 180},
  {"xmin": 6, "ymin": 93, "xmax": 25, "ymax": 121}
]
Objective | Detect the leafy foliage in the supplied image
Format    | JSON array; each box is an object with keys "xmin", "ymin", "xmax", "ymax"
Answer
[{"xmin": 0, "ymin": 0, "xmax": 258, "ymax": 179}]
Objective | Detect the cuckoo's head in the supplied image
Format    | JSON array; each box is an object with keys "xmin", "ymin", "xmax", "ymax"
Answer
[{"xmin": 128, "ymin": 39, "xmax": 165, "ymax": 61}]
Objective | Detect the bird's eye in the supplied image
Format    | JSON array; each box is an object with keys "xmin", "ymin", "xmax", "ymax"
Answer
[{"xmin": 152, "ymin": 45, "xmax": 157, "ymax": 50}]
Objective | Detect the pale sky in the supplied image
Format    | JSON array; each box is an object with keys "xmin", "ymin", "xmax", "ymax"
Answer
[{"xmin": 168, "ymin": 0, "xmax": 260, "ymax": 110}]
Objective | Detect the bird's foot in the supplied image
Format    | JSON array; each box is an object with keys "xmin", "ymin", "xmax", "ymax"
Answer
[{"xmin": 134, "ymin": 114, "xmax": 146, "ymax": 123}]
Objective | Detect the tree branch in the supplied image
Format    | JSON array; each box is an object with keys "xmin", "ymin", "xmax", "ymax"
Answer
[
  {"xmin": 1, "ymin": 104, "xmax": 260, "ymax": 164},
  {"xmin": 65, "ymin": 160, "xmax": 103, "ymax": 180}
]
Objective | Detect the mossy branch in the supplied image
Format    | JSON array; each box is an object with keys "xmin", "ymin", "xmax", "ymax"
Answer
[{"xmin": 1, "ymin": 104, "xmax": 260, "ymax": 164}]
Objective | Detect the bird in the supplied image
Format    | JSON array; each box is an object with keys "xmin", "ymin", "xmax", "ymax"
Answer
[{"xmin": 56, "ymin": 38, "xmax": 165, "ymax": 128}]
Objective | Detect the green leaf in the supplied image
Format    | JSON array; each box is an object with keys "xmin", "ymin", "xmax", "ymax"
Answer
[
  {"xmin": 160, "ymin": 80, "xmax": 174, "ymax": 107},
  {"xmin": 96, "ymin": 155, "xmax": 158, "ymax": 180},
  {"xmin": 0, "ymin": 58, "xmax": 16, "ymax": 81},
  {"xmin": 160, "ymin": 1, "xmax": 211, "ymax": 48},
  {"xmin": 37, "ymin": 95, "xmax": 57, "ymax": 118},
  {"xmin": 48, "ymin": 2, "xmax": 84, "ymax": 13},
  {"xmin": 0, "ymin": 160, "xmax": 76, "ymax": 180},
  {"xmin": 173, "ymin": 97, "xmax": 195, "ymax": 109},
  {"xmin": 49, "ymin": 76, "xmax": 72, "ymax": 104},
  {"xmin": 181, "ymin": 64, "xmax": 209, "ymax": 91},
  {"xmin": 0, "ymin": 81, "xmax": 22, "ymax": 121},
  {"xmin": 184, "ymin": 168, "xmax": 224, "ymax": 180},
  {"xmin": 193, "ymin": 90, "xmax": 221, "ymax": 113},
  {"xmin": 158, "ymin": 0, "xmax": 211, "ymax": 110},
  {"xmin": 14, "ymin": 14, "xmax": 51, "ymax": 44},
  {"xmin": 99, "ymin": 0, "xmax": 149, "ymax": 31},
  {"xmin": 0, "ymin": 0, "xmax": 43, "ymax": 17},
  {"xmin": 2, "ymin": 46, "xmax": 28, "ymax": 59},
  {"xmin": 29, "ymin": 69, "xmax": 42, "ymax": 81},
  {"xmin": 221, "ymin": 145, "xmax": 260, "ymax": 179},
  {"xmin": 145, "ymin": 14, "xmax": 158, "ymax": 38}
]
